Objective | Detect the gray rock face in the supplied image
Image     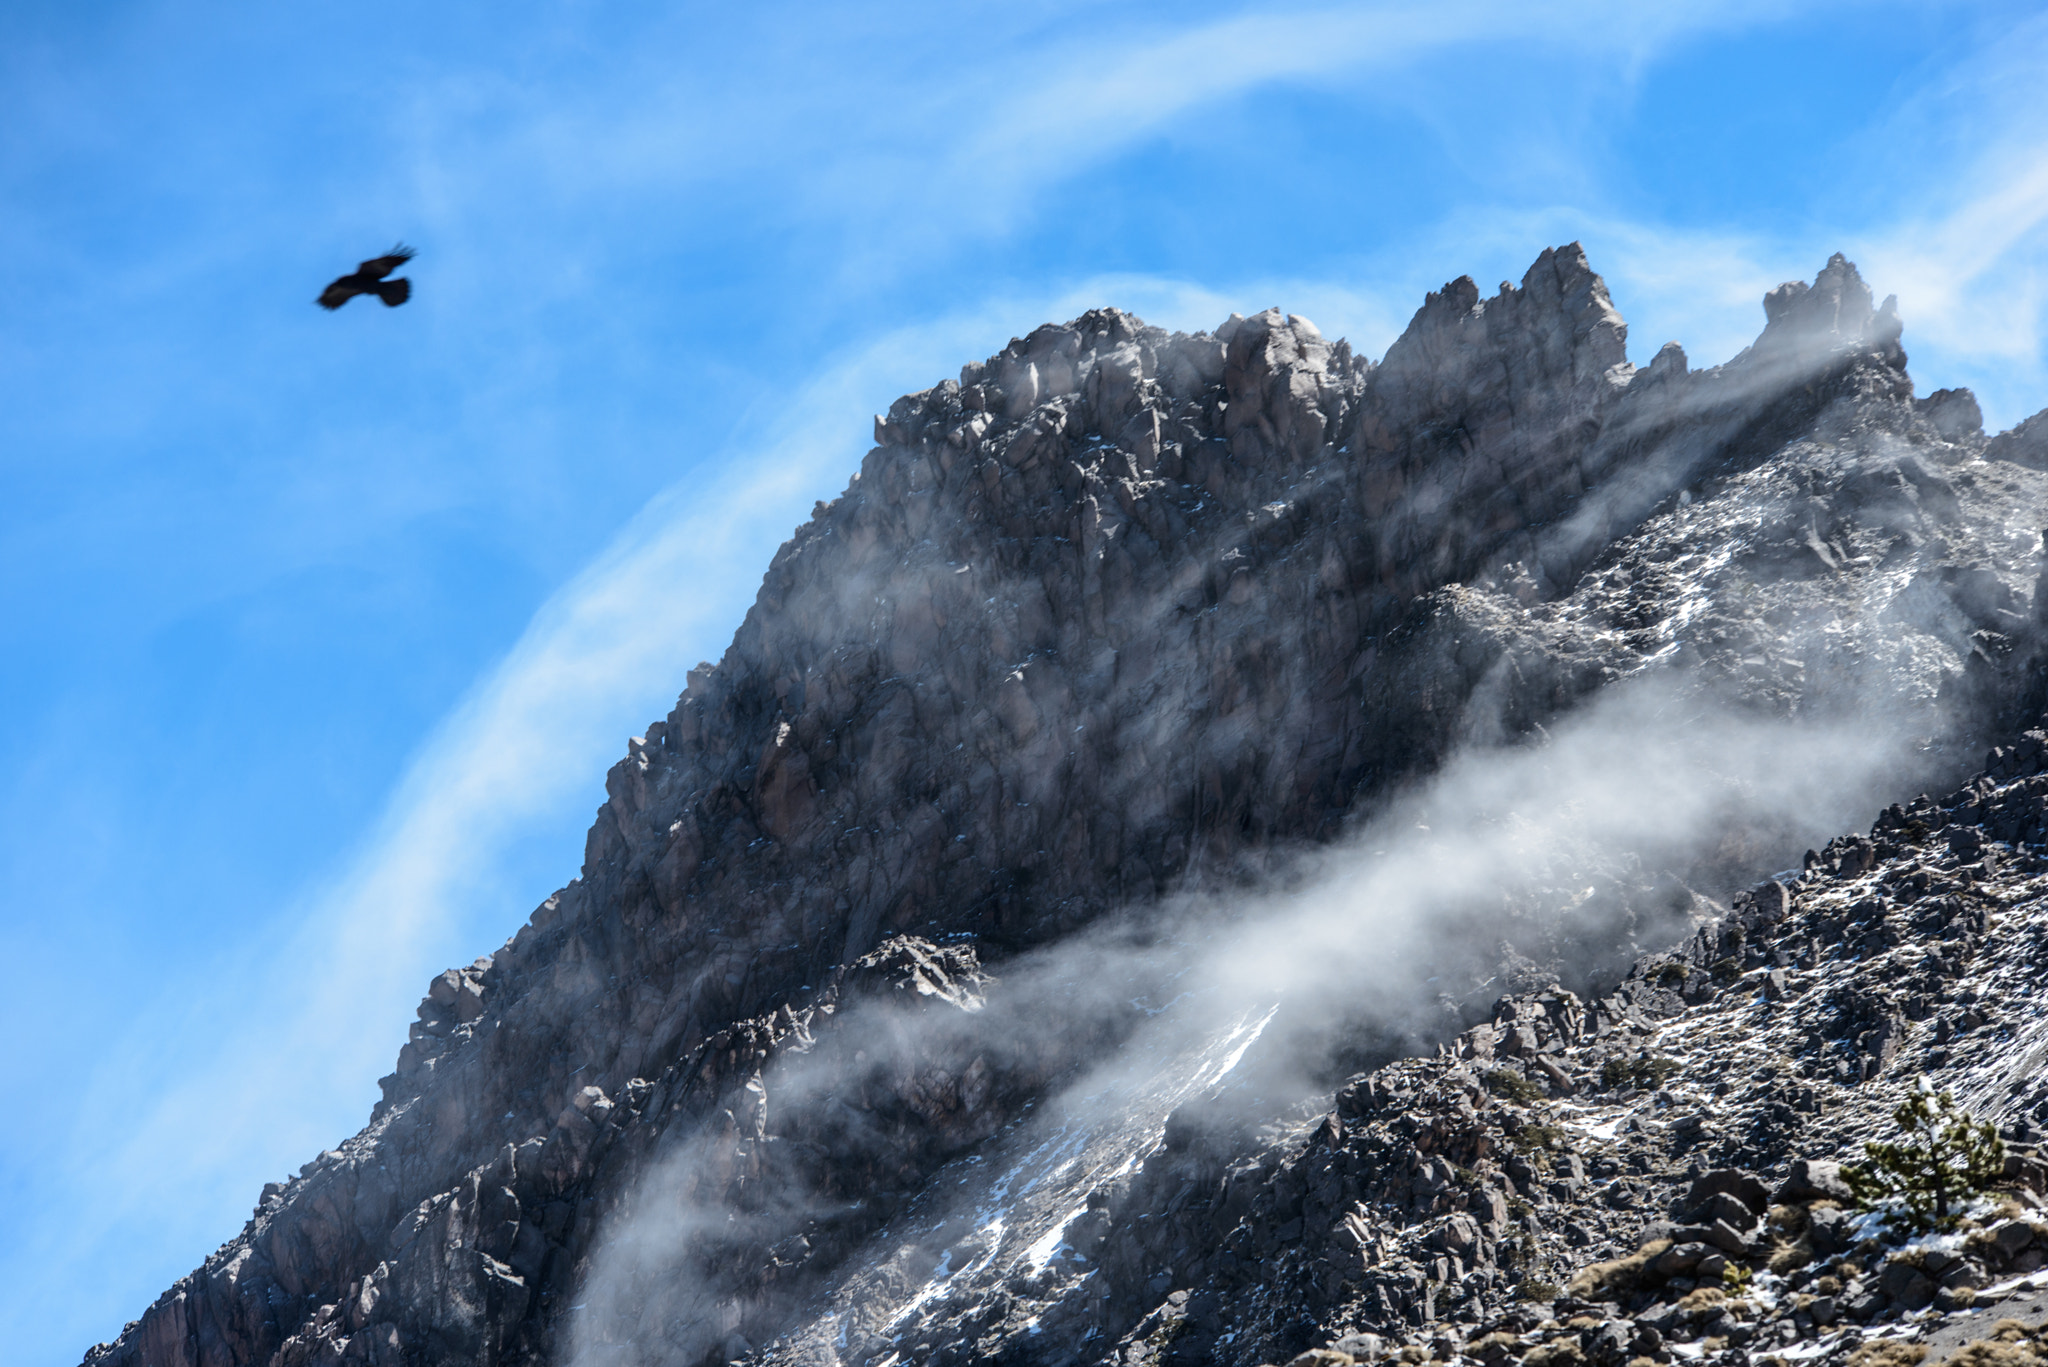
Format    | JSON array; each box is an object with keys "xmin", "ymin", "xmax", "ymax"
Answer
[
  {"xmin": 79, "ymin": 246, "xmax": 2048, "ymax": 1367},
  {"xmin": 965, "ymin": 733, "xmax": 2048, "ymax": 1367},
  {"xmin": 1775, "ymin": 1158, "xmax": 1853, "ymax": 1204},
  {"xmin": 1988, "ymin": 405, "xmax": 2048, "ymax": 468}
]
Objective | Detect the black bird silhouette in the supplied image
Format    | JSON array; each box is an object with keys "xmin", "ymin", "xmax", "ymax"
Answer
[{"xmin": 317, "ymin": 245, "xmax": 415, "ymax": 310}]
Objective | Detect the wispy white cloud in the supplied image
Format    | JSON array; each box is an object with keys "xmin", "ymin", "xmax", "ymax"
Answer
[
  {"xmin": 959, "ymin": 0, "xmax": 1798, "ymax": 178},
  {"xmin": 869, "ymin": 0, "xmax": 1837, "ymax": 273},
  {"xmin": 1844, "ymin": 16, "xmax": 2048, "ymax": 422},
  {"xmin": 396, "ymin": 0, "xmax": 1830, "ymax": 277}
]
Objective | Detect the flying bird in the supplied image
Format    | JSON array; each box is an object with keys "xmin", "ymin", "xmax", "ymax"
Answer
[{"xmin": 317, "ymin": 245, "xmax": 415, "ymax": 310}]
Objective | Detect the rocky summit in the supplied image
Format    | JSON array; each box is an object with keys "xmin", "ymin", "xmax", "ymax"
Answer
[{"xmin": 85, "ymin": 245, "xmax": 2048, "ymax": 1367}]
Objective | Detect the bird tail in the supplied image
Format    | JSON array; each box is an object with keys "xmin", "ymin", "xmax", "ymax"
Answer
[{"xmin": 374, "ymin": 278, "xmax": 412, "ymax": 307}]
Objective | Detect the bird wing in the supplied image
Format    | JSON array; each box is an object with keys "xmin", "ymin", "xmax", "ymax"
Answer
[
  {"xmin": 373, "ymin": 277, "xmax": 412, "ymax": 307},
  {"xmin": 357, "ymin": 245, "xmax": 416, "ymax": 279},
  {"xmin": 317, "ymin": 276, "xmax": 366, "ymax": 309}
]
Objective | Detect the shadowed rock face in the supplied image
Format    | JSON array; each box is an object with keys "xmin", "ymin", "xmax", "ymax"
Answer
[{"xmin": 83, "ymin": 245, "xmax": 2048, "ymax": 1367}]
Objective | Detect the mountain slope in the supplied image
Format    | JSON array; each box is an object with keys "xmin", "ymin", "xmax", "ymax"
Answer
[{"xmin": 83, "ymin": 245, "xmax": 2048, "ymax": 1367}]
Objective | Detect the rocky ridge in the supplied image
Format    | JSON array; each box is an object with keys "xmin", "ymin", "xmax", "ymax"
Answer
[
  {"xmin": 81, "ymin": 245, "xmax": 2048, "ymax": 1367},
  {"xmin": 1039, "ymin": 726, "xmax": 2048, "ymax": 1367}
]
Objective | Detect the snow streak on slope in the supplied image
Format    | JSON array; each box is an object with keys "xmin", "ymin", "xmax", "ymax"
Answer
[{"xmin": 767, "ymin": 1003, "xmax": 1284, "ymax": 1365}]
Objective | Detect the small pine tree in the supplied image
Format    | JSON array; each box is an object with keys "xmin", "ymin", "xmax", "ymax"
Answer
[{"xmin": 1843, "ymin": 1082, "xmax": 2005, "ymax": 1230}]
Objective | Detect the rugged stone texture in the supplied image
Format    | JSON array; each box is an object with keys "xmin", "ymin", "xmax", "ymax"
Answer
[
  {"xmin": 81, "ymin": 246, "xmax": 2048, "ymax": 1367},
  {"xmin": 1040, "ymin": 721, "xmax": 2048, "ymax": 1367},
  {"xmin": 1988, "ymin": 408, "xmax": 2048, "ymax": 468}
]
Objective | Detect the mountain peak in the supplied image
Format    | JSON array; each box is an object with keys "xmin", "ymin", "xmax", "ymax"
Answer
[
  {"xmin": 82, "ymin": 245, "xmax": 2048, "ymax": 1367},
  {"xmin": 1755, "ymin": 250, "xmax": 1903, "ymax": 364}
]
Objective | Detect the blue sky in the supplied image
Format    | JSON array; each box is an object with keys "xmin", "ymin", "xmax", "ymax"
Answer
[{"xmin": 5, "ymin": 1, "xmax": 2048, "ymax": 1361}]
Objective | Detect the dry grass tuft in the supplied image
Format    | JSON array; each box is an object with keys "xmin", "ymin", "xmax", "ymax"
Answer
[
  {"xmin": 1566, "ymin": 1240, "xmax": 1673, "ymax": 1300},
  {"xmin": 1767, "ymin": 1204, "xmax": 1810, "ymax": 1238},
  {"xmin": 1951, "ymin": 1342, "xmax": 2043, "ymax": 1367},
  {"xmin": 1468, "ymin": 1332, "xmax": 1522, "ymax": 1363},
  {"xmin": 1944, "ymin": 1318, "xmax": 2048, "ymax": 1367},
  {"xmin": 1845, "ymin": 1342, "xmax": 1927, "ymax": 1367},
  {"xmin": 1767, "ymin": 1234, "xmax": 1816, "ymax": 1274},
  {"xmin": 1522, "ymin": 1341, "xmax": 1586, "ymax": 1367}
]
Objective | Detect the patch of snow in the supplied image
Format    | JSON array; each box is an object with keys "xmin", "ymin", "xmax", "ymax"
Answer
[
  {"xmin": 1555, "ymin": 1105, "xmax": 1629, "ymax": 1143},
  {"xmin": 1022, "ymin": 1208, "xmax": 1082, "ymax": 1274},
  {"xmin": 1772, "ymin": 1333, "xmax": 1850, "ymax": 1361},
  {"xmin": 1973, "ymin": 1271, "xmax": 2046, "ymax": 1301},
  {"xmin": 1196, "ymin": 1005, "xmax": 1279, "ymax": 1090}
]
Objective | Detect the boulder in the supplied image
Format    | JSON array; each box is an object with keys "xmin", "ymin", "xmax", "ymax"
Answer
[
  {"xmin": 1684, "ymin": 1169, "xmax": 1770, "ymax": 1217},
  {"xmin": 1688, "ymin": 1191, "xmax": 1761, "ymax": 1232},
  {"xmin": 1808, "ymin": 1205, "xmax": 1859, "ymax": 1255},
  {"xmin": 1878, "ymin": 1260, "xmax": 1937, "ymax": 1312},
  {"xmin": 1775, "ymin": 1159, "xmax": 1853, "ymax": 1204},
  {"xmin": 1652, "ymin": 1242, "xmax": 1712, "ymax": 1278}
]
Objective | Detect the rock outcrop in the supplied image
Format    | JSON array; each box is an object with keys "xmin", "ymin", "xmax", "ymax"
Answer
[
  {"xmin": 1033, "ymin": 725, "xmax": 2048, "ymax": 1367},
  {"xmin": 82, "ymin": 245, "xmax": 2048, "ymax": 1367}
]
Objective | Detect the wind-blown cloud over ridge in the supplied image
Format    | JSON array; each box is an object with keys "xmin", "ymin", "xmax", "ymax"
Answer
[
  {"xmin": 561, "ymin": 256, "xmax": 2042, "ymax": 1357},
  {"xmin": 563, "ymin": 655, "xmax": 1948, "ymax": 1367}
]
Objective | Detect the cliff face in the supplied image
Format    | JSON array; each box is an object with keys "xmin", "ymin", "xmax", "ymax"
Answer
[{"xmin": 86, "ymin": 245, "xmax": 2048, "ymax": 1367}]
